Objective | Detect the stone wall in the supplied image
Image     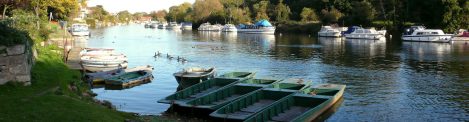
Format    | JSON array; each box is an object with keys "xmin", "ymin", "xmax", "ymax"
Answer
[{"xmin": 0, "ymin": 45, "xmax": 32, "ymax": 85}]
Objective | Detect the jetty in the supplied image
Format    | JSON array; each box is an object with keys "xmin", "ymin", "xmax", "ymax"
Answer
[{"xmin": 66, "ymin": 47, "xmax": 83, "ymax": 70}]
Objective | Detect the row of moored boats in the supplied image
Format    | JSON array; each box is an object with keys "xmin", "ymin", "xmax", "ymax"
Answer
[
  {"xmin": 145, "ymin": 21, "xmax": 192, "ymax": 30},
  {"xmin": 159, "ymin": 67, "xmax": 346, "ymax": 121},
  {"xmin": 80, "ymin": 48, "xmax": 154, "ymax": 88},
  {"xmin": 318, "ymin": 25, "xmax": 469, "ymax": 42},
  {"xmin": 198, "ymin": 19, "xmax": 276, "ymax": 34}
]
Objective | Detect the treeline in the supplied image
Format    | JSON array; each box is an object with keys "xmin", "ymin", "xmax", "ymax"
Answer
[{"xmin": 145, "ymin": 0, "xmax": 469, "ymax": 33}]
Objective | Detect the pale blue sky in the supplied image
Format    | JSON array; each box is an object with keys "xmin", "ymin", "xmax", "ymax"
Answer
[{"xmin": 87, "ymin": 0, "xmax": 196, "ymax": 13}]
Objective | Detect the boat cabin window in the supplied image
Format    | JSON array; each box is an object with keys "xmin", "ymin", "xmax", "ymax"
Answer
[
  {"xmin": 416, "ymin": 32, "xmax": 424, "ymax": 35},
  {"xmin": 431, "ymin": 32, "xmax": 439, "ymax": 34},
  {"xmin": 364, "ymin": 30, "xmax": 371, "ymax": 33},
  {"xmin": 355, "ymin": 30, "xmax": 363, "ymax": 33}
]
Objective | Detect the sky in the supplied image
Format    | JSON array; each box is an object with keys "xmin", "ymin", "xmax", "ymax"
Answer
[{"xmin": 87, "ymin": 0, "xmax": 196, "ymax": 13}]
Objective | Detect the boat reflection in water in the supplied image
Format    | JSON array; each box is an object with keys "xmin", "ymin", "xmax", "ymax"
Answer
[
  {"xmin": 402, "ymin": 42, "xmax": 452, "ymax": 61},
  {"xmin": 345, "ymin": 38, "xmax": 386, "ymax": 57}
]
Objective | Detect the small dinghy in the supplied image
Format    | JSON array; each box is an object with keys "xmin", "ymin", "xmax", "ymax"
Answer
[
  {"xmin": 158, "ymin": 72, "xmax": 255, "ymax": 105},
  {"xmin": 85, "ymin": 65, "xmax": 153, "ymax": 84},
  {"xmin": 173, "ymin": 67, "xmax": 216, "ymax": 90},
  {"xmin": 209, "ymin": 78, "xmax": 311, "ymax": 121},
  {"xmin": 245, "ymin": 84, "xmax": 346, "ymax": 122},
  {"xmin": 104, "ymin": 68, "xmax": 153, "ymax": 87}
]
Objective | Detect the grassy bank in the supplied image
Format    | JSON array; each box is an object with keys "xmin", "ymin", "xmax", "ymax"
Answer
[{"xmin": 0, "ymin": 45, "xmax": 135, "ymax": 121}]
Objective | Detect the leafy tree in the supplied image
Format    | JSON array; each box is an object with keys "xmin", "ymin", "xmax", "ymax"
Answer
[
  {"xmin": 274, "ymin": 0, "xmax": 291, "ymax": 22},
  {"xmin": 253, "ymin": 0, "xmax": 270, "ymax": 21},
  {"xmin": 347, "ymin": 1, "xmax": 376, "ymax": 26},
  {"xmin": 300, "ymin": 8, "xmax": 318, "ymax": 22},
  {"xmin": 441, "ymin": 0, "xmax": 461, "ymax": 32},
  {"xmin": 192, "ymin": 0, "xmax": 224, "ymax": 22},
  {"xmin": 117, "ymin": 10, "xmax": 132, "ymax": 23},
  {"xmin": 88, "ymin": 5, "xmax": 109, "ymax": 21},
  {"xmin": 321, "ymin": 7, "xmax": 343, "ymax": 24}
]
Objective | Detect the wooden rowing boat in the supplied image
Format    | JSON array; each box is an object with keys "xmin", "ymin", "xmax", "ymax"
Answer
[
  {"xmin": 85, "ymin": 65, "xmax": 153, "ymax": 84},
  {"xmin": 158, "ymin": 72, "xmax": 256, "ymax": 105},
  {"xmin": 244, "ymin": 84, "xmax": 346, "ymax": 122},
  {"xmin": 178, "ymin": 78, "xmax": 281, "ymax": 110},
  {"xmin": 104, "ymin": 68, "xmax": 153, "ymax": 87},
  {"xmin": 173, "ymin": 67, "xmax": 216, "ymax": 90},
  {"xmin": 209, "ymin": 78, "xmax": 311, "ymax": 121}
]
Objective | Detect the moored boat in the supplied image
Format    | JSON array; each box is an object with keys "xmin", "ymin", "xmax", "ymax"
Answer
[
  {"xmin": 222, "ymin": 24, "xmax": 237, "ymax": 32},
  {"xmin": 216, "ymin": 71, "xmax": 255, "ymax": 80},
  {"xmin": 402, "ymin": 29, "xmax": 453, "ymax": 43},
  {"xmin": 178, "ymin": 78, "xmax": 281, "ymax": 110},
  {"xmin": 173, "ymin": 67, "xmax": 216, "ymax": 90},
  {"xmin": 318, "ymin": 26, "xmax": 346, "ymax": 37},
  {"xmin": 70, "ymin": 23, "xmax": 90, "ymax": 36},
  {"xmin": 344, "ymin": 28, "xmax": 386, "ymax": 40},
  {"xmin": 452, "ymin": 29, "xmax": 469, "ymax": 41},
  {"xmin": 198, "ymin": 22, "xmax": 211, "ymax": 31},
  {"xmin": 167, "ymin": 22, "xmax": 181, "ymax": 30},
  {"xmin": 237, "ymin": 19, "xmax": 275, "ymax": 34},
  {"xmin": 181, "ymin": 22, "xmax": 192, "ymax": 30},
  {"xmin": 86, "ymin": 65, "xmax": 153, "ymax": 84},
  {"xmin": 104, "ymin": 68, "xmax": 153, "ymax": 87},
  {"xmin": 209, "ymin": 78, "xmax": 311, "ymax": 121},
  {"xmin": 245, "ymin": 83, "xmax": 346, "ymax": 122}
]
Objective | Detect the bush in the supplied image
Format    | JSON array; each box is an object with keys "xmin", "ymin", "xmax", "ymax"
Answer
[{"xmin": 0, "ymin": 22, "xmax": 32, "ymax": 46}]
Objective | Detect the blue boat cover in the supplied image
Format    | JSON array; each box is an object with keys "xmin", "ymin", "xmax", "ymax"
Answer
[{"xmin": 254, "ymin": 19, "xmax": 273, "ymax": 27}]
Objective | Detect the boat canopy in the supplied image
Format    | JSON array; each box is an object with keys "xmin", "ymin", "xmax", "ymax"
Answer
[{"xmin": 254, "ymin": 19, "xmax": 273, "ymax": 27}]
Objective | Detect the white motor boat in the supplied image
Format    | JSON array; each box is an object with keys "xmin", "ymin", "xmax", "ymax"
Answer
[
  {"xmin": 79, "ymin": 48, "xmax": 115, "ymax": 56},
  {"xmin": 402, "ymin": 29, "xmax": 453, "ymax": 43},
  {"xmin": 198, "ymin": 22, "xmax": 211, "ymax": 31},
  {"xmin": 221, "ymin": 24, "xmax": 237, "ymax": 32},
  {"xmin": 70, "ymin": 24, "xmax": 90, "ymax": 36},
  {"xmin": 181, "ymin": 22, "xmax": 192, "ymax": 30},
  {"xmin": 345, "ymin": 28, "xmax": 386, "ymax": 40},
  {"xmin": 157, "ymin": 23, "xmax": 166, "ymax": 29},
  {"xmin": 318, "ymin": 26, "xmax": 344, "ymax": 37},
  {"xmin": 80, "ymin": 55, "xmax": 127, "ymax": 65},
  {"xmin": 167, "ymin": 22, "xmax": 181, "ymax": 30},
  {"xmin": 237, "ymin": 20, "xmax": 276, "ymax": 34}
]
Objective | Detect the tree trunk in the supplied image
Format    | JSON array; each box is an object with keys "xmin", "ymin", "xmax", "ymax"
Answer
[
  {"xmin": 2, "ymin": 5, "xmax": 9, "ymax": 19},
  {"xmin": 35, "ymin": 5, "xmax": 40, "ymax": 30}
]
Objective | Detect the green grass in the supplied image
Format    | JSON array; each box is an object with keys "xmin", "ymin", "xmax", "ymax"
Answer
[{"xmin": 0, "ymin": 46, "xmax": 135, "ymax": 121}]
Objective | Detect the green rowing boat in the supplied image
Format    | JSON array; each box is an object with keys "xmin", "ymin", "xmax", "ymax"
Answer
[
  {"xmin": 104, "ymin": 70, "xmax": 153, "ymax": 87},
  {"xmin": 179, "ymin": 78, "xmax": 281, "ymax": 110},
  {"xmin": 158, "ymin": 72, "xmax": 255, "ymax": 105},
  {"xmin": 244, "ymin": 84, "xmax": 346, "ymax": 122},
  {"xmin": 209, "ymin": 78, "xmax": 311, "ymax": 121}
]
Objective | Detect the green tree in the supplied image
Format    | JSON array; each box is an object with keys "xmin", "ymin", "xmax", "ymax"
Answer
[
  {"xmin": 347, "ymin": 1, "xmax": 376, "ymax": 26},
  {"xmin": 88, "ymin": 5, "xmax": 109, "ymax": 21},
  {"xmin": 274, "ymin": 0, "xmax": 291, "ymax": 22},
  {"xmin": 441, "ymin": 0, "xmax": 461, "ymax": 32},
  {"xmin": 300, "ymin": 8, "xmax": 318, "ymax": 22},
  {"xmin": 117, "ymin": 10, "xmax": 132, "ymax": 23},
  {"xmin": 192, "ymin": 0, "xmax": 224, "ymax": 22},
  {"xmin": 253, "ymin": 0, "xmax": 270, "ymax": 21},
  {"xmin": 321, "ymin": 7, "xmax": 343, "ymax": 24}
]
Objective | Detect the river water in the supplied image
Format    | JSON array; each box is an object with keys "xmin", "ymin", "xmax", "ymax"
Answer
[{"xmin": 78, "ymin": 24, "xmax": 468, "ymax": 121}]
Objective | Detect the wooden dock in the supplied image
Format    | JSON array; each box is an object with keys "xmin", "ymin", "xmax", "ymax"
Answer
[{"xmin": 66, "ymin": 47, "xmax": 83, "ymax": 70}]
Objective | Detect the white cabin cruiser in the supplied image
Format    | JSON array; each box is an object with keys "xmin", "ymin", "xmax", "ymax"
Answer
[
  {"xmin": 70, "ymin": 24, "xmax": 90, "ymax": 36},
  {"xmin": 221, "ymin": 24, "xmax": 237, "ymax": 32},
  {"xmin": 318, "ymin": 26, "xmax": 346, "ymax": 37},
  {"xmin": 345, "ymin": 28, "xmax": 386, "ymax": 40},
  {"xmin": 167, "ymin": 22, "xmax": 181, "ymax": 30},
  {"xmin": 237, "ymin": 19, "xmax": 275, "ymax": 34},
  {"xmin": 401, "ymin": 29, "xmax": 453, "ymax": 43}
]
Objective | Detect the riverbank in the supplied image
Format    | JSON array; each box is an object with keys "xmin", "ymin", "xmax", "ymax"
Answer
[{"xmin": 0, "ymin": 45, "xmax": 137, "ymax": 121}]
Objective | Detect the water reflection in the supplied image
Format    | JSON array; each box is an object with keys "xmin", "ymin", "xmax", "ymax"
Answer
[{"xmin": 85, "ymin": 24, "xmax": 469, "ymax": 121}]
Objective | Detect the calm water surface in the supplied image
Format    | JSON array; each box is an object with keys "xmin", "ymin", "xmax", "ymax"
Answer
[{"xmin": 79, "ymin": 24, "xmax": 468, "ymax": 121}]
